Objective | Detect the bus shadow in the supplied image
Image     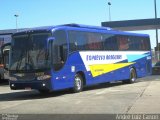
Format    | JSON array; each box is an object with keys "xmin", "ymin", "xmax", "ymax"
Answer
[
  {"xmin": 0, "ymin": 77, "xmax": 157, "ymax": 102},
  {"xmin": 0, "ymin": 89, "xmax": 74, "ymax": 102},
  {"xmin": 83, "ymin": 77, "xmax": 157, "ymax": 92},
  {"xmin": 0, "ymin": 82, "xmax": 125, "ymax": 102},
  {"xmin": 84, "ymin": 82, "xmax": 124, "ymax": 92}
]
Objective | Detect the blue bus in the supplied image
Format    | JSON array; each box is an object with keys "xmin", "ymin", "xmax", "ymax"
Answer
[{"xmin": 9, "ymin": 24, "xmax": 152, "ymax": 93}]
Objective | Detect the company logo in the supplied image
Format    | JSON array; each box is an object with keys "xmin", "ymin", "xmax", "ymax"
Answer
[
  {"xmin": 86, "ymin": 55, "xmax": 122, "ymax": 61},
  {"xmin": 2, "ymin": 114, "xmax": 19, "ymax": 120}
]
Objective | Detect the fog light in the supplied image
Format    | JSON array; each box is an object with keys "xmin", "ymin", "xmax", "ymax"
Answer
[
  {"xmin": 42, "ymin": 83, "xmax": 46, "ymax": 87},
  {"xmin": 11, "ymin": 84, "xmax": 15, "ymax": 87}
]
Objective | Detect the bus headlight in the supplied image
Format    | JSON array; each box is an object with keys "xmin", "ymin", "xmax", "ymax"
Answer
[
  {"xmin": 37, "ymin": 75, "xmax": 51, "ymax": 80},
  {"xmin": 9, "ymin": 76, "xmax": 17, "ymax": 81}
]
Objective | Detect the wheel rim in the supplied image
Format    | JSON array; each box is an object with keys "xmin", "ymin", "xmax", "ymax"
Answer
[{"xmin": 75, "ymin": 76, "xmax": 82, "ymax": 91}]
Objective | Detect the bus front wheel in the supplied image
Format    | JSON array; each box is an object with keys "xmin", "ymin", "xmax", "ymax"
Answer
[{"xmin": 73, "ymin": 74, "xmax": 83, "ymax": 93}]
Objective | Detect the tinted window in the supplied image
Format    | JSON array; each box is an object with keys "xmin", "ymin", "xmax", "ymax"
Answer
[
  {"xmin": 117, "ymin": 36, "xmax": 129, "ymax": 50},
  {"xmin": 102, "ymin": 34, "xmax": 118, "ymax": 50},
  {"xmin": 155, "ymin": 62, "xmax": 160, "ymax": 66},
  {"xmin": 10, "ymin": 33, "xmax": 51, "ymax": 71},
  {"xmin": 52, "ymin": 30, "xmax": 67, "ymax": 71},
  {"xmin": 69, "ymin": 31, "xmax": 104, "ymax": 52},
  {"xmin": 87, "ymin": 32, "xmax": 103, "ymax": 50},
  {"xmin": 128, "ymin": 36, "xmax": 151, "ymax": 51},
  {"xmin": 69, "ymin": 31, "xmax": 150, "ymax": 52},
  {"xmin": 116, "ymin": 35, "xmax": 151, "ymax": 51},
  {"xmin": 69, "ymin": 31, "xmax": 87, "ymax": 52}
]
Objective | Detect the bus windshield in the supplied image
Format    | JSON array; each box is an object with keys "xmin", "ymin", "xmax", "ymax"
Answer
[{"xmin": 10, "ymin": 32, "xmax": 51, "ymax": 72}]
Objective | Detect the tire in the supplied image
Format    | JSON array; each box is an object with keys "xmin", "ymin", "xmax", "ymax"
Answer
[
  {"xmin": 73, "ymin": 74, "xmax": 83, "ymax": 93},
  {"xmin": 123, "ymin": 68, "xmax": 137, "ymax": 84}
]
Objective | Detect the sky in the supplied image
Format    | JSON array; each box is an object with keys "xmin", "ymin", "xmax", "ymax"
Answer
[{"xmin": 0, "ymin": 0, "xmax": 160, "ymax": 48}]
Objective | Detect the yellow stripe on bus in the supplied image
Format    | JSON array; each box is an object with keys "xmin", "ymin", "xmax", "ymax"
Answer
[{"xmin": 89, "ymin": 63, "xmax": 135, "ymax": 77}]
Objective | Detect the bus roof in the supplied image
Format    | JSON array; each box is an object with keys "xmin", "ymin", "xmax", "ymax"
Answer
[{"xmin": 13, "ymin": 24, "xmax": 149, "ymax": 37}]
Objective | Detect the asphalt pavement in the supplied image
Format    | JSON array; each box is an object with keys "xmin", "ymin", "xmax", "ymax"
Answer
[{"xmin": 0, "ymin": 75, "xmax": 160, "ymax": 115}]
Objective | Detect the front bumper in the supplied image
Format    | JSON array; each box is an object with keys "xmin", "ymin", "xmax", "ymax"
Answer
[{"xmin": 9, "ymin": 80, "xmax": 52, "ymax": 91}]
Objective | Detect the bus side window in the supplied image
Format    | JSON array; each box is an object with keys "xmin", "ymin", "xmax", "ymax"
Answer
[
  {"xmin": 76, "ymin": 33, "xmax": 87, "ymax": 50},
  {"xmin": 53, "ymin": 30, "xmax": 67, "ymax": 71},
  {"xmin": 68, "ymin": 31, "xmax": 77, "ymax": 52},
  {"xmin": 139, "ymin": 38, "xmax": 150, "ymax": 51},
  {"xmin": 69, "ymin": 31, "xmax": 88, "ymax": 52},
  {"xmin": 103, "ymin": 34, "xmax": 118, "ymax": 51},
  {"xmin": 87, "ymin": 33, "xmax": 103, "ymax": 50},
  {"xmin": 118, "ymin": 36, "xmax": 129, "ymax": 50}
]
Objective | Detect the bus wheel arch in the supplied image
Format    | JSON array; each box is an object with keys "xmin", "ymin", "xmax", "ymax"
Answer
[{"xmin": 73, "ymin": 71, "xmax": 86, "ymax": 93}]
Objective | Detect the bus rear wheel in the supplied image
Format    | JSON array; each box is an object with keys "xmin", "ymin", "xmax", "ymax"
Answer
[
  {"xmin": 73, "ymin": 74, "xmax": 83, "ymax": 93},
  {"xmin": 123, "ymin": 68, "xmax": 137, "ymax": 84}
]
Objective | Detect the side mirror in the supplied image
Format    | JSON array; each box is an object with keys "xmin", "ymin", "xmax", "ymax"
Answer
[
  {"xmin": 47, "ymin": 37, "xmax": 55, "ymax": 66},
  {"xmin": 47, "ymin": 37, "xmax": 55, "ymax": 49}
]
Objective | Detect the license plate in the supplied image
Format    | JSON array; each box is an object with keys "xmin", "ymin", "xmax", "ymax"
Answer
[{"xmin": 25, "ymin": 87, "xmax": 31, "ymax": 90}]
